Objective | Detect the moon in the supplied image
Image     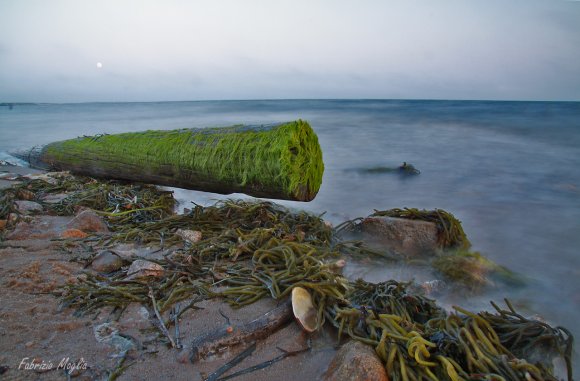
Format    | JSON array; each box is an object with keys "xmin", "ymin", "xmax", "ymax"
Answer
[{"xmin": 96, "ymin": 62, "xmax": 103, "ymax": 69}]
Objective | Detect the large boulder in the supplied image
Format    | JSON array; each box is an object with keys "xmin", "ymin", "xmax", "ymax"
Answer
[
  {"xmin": 360, "ymin": 216, "xmax": 438, "ymax": 257},
  {"xmin": 324, "ymin": 340, "xmax": 388, "ymax": 381}
]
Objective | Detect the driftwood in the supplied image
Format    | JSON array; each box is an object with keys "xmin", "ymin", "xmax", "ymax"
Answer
[
  {"xmin": 12, "ymin": 121, "xmax": 324, "ymax": 202},
  {"xmin": 189, "ymin": 300, "xmax": 293, "ymax": 363}
]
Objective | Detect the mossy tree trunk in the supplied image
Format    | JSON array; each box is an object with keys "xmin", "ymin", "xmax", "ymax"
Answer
[{"xmin": 17, "ymin": 121, "xmax": 324, "ymax": 201}]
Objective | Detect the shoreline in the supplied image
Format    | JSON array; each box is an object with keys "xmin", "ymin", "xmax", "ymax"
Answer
[{"xmin": 0, "ymin": 165, "xmax": 574, "ymax": 380}]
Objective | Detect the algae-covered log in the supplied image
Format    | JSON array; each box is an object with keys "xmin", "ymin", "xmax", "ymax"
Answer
[{"xmin": 17, "ymin": 121, "xmax": 324, "ymax": 201}]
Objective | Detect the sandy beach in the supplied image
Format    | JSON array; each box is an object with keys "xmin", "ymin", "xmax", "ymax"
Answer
[{"xmin": 0, "ymin": 165, "xmax": 337, "ymax": 381}]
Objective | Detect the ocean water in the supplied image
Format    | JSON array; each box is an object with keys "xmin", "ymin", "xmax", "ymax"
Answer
[{"xmin": 1, "ymin": 100, "xmax": 579, "ymax": 369}]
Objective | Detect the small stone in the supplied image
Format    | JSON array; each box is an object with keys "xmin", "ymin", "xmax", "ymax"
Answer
[
  {"xmin": 328, "ymin": 259, "xmax": 346, "ymax": 274},
  {"xmin": 126, "ymin": 259, "xmax": 164, "ymax": 280},
  {"xmin": 14, "ymin": 200, "xmax": 43, "ymax": 215},
  {"xmin": 22, "ymin": 173, "xmax": 60, "ymax": 185},
  {"xmin": 91, "ymin": 251, "xmax": 123, "ymax": 273},
  {"xmin": 41, "ymin": 193, "xmax": 68, "ymax": 204},
  {"xmin": 360, "ymin": 216, "xmax": 438, "ymax": 257},
  {"xmin": 61, "ymin": 229, "xmax": 89, "ymax": 239},
  {"xmin": 0, "ymin": 172, "xmax": 20, "ymax": 180},
  {"xmin": 66, "ymin": 210, "xmax": 109, "ymax": 233},
  {"xmin": 109, "ymin": 243, "xmax": 138, "ymax": 259},
  {"xmin": 17, "ymin": 189, "xmax": 36, "ymax": 200},
  {"xmin": 324, "ymin": 340, "xmax": 389, "ymax": 381},
  {"xmin": 176, "ymin": 349, "xmax": 191, "ymax": 364},
  {"xmin": 24, "ymin": 341, "xmax": 35, "ymax": 348},
  {"xmin": 176, "ymin": 229, "xmax": 202, "ymax": 244}
]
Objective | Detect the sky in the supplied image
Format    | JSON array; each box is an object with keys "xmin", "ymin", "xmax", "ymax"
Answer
[{"xmin": 1, "ymin": 0, "xmax": 579, "ymax": 102}]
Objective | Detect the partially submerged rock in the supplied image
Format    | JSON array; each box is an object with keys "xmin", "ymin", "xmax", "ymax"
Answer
[
  {"xmin": 433, "ymin": 250, "xmax": 524, "ymax": 290},
  {"xmin": 360, "ymin": 216, "xmax": 438, "ymax": 257},
  {"xmin": 324, "ymin": 340, "xmax": 389, "ymax": 381}
]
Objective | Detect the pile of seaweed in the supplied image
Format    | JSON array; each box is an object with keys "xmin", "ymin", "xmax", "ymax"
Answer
[{"xmin": 1, "ymin": 174, "xmax": 574, "ymax": 380}]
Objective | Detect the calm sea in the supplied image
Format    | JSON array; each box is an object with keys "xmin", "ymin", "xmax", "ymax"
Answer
[{"xmin": 1, "ymin": 100, "xmax": 579, "ymax": 368}]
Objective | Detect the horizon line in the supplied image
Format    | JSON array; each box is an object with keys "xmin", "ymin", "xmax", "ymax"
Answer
[{"xmin": 1, "ymin": 97, "xmax": 579, "ymax": 105}]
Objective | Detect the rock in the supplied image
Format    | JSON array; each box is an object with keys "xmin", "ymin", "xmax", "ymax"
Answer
[
  {"xmin": 91, "ymin": 251, "xmax": 123, "ymax": 273},
  {"xmin": 7, "ymin": 213, "xmax": 19, "ymax": 224},
  {"xmin": 22, "ymin": 172, "xmax": 62, "ymax": 185},
  {"xmin": 126, "ymin": 259, "xmax": 164, "ymax": 280},
  {"xmin": 176, "ymin": 229, "xmax": 202, "ymax": 244},
  {"xmin": 66, "ymin": 210, "xmax": 109, "ymax": 233},
  {"xmin": 14, "ymin": 200, "xmax": 43, "ymax": 215},
  {"xmin": 324, "ymin": 340, "xmax": 389, "ymax": 381},
  {"xmin": 60, "ymin": 229, "xmax": 89, "ymax": 239},
  {"xmin": 41, "ymin": 193, "xmax": 68, "ymax": 204},
  {"xmin": 109, "ymin": 243, "xmax": 138, "ymax": 259},
  {"xmin": 0, "ymin": 220, "xmax": 6, "ymax": 230},
  {"xmin": 0, "ymin": 172, "xmax": 20, "ymax": 180},
  {"xmin": 4, "ymin": 215, "xmax": 70, "ymax": 240},
  {"xmin": 360, "ymin": 216, "xmax": 438, "ymax": 257},
  {"xmin": 16, "ymin": 189, "xmax": 36, "ymax": 200}
]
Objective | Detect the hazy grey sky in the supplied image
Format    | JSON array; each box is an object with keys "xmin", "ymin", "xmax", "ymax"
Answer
[{"xmin": 1, "ymin": 0, "xmax": 579, "ymax": 102}]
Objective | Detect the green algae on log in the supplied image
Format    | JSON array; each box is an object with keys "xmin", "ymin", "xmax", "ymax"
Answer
[{"xmin": 18, "ymin": 121, "xmax": 324, "ymax": 201}]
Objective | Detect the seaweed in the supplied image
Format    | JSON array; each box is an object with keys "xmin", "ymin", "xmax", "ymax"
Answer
[
  {"xmin": 35, "ymin": 121, "xmax": 324, "ymax": 201},
  {"xmin": 3, "ymin": 173, "xmax": 571, "ymax": 380}
]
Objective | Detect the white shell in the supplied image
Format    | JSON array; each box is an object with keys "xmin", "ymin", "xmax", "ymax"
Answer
[{"xmin": 291, "ymin": 287, "xmax": 318, "ymax": 332}]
